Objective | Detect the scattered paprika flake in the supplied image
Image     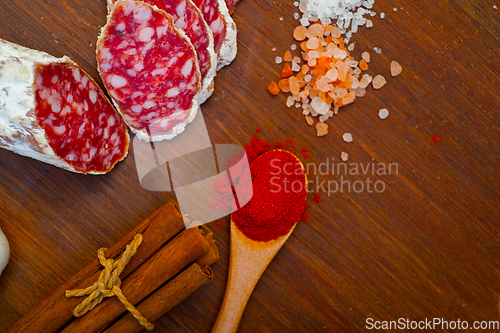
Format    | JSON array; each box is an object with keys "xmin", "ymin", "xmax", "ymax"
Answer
[
  {"xmin": 313, "ymin": 194, "xmax": 321, "ymax": 203},
  {"xmin": 255, "ymin": 127, "xmax": 261, "ymax": 132},
  {"xmin": 431, "ymin": 133, "xmax": 442, "ymax": 146}
]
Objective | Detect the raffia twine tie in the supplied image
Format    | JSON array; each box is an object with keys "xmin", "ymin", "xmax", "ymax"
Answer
[{"xmin": 65, "ymin": 234, "xmax": 154, "ymax": 330}]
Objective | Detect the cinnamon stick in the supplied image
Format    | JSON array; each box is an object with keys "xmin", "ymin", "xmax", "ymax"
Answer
[
  {"xmin": 103, "ymin": 264, "xmax": 214, "ymax": 333},
  {"xmin": 60, "ymin": 226, "xmax": 212, "ymax": 333},
  {"xmin": 9, "ymin": 201, "xmax": 185, "ymax": 333},
  {"xmin": 196, "ymin": 239, "xmax": 219, "ymax": 267}
]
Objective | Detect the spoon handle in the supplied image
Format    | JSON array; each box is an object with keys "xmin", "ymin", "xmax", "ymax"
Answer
[
  {"xmin": 212, "ymin": 221, "xmax": 293, "ymax": 333},
  {"xmin": 211, "ymin": 263, "xmax": 261, "ymax": 333}
]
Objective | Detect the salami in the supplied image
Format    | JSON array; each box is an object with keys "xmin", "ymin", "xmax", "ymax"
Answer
[
  {"xmin": 97, "ymin": 0, "xmax": 202, "ymax": 141},
  {"xmin": 192, "ymin": 0, "xmax": 237, "ymax": 70},
  {"xmin": 0, "ymin": 38, "xmax": 129, "ymax": 174},
  {"xmin": 224, "ymin": 0, "xmax": 240, "ymax": 14},
  {"xmin": 108, "ymin": 0, "xmax": 217, "ymax": 104}
]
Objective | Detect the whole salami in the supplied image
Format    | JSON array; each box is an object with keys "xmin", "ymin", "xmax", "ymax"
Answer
[
  {"xmin": 192, "ymin": 0, "xmax": 237, "ymax": 70},
  {"xmin": 108, "ymin": 0, "xmax": 217, "ymax": 104},
  {"xmin": 97, "ymin": 0, "xmax": 202, "ymax": 141},
  {"xmin": 0, "ymin": 38, "xmax": 129, "ymax": 174}
]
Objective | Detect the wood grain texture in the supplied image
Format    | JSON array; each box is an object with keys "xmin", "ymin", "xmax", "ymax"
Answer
[{"xmin": 1, "ymin": 0, "xmax": 500, "ymax": 332}]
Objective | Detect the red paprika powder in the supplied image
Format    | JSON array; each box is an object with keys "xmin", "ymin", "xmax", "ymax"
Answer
[{"xmin": 232, "ymin": 150, "xmax": 308, "ymax": 242}]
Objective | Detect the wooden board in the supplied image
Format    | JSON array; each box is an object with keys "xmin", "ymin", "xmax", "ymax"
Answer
[{"xmin": 1, "ymin": 0, "xmax": 500, "ymax": 332}]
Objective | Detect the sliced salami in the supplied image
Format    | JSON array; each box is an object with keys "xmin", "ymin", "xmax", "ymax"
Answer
[
  {"xmin": 108, "ymin": 0, "xmax": 217, "ymax": 104},
  {"xmin": 0, "ymin": 38, "xmax": 129, "ymax": 174},
  {"xmin": 192, "ymin": 0, "xmax": 237, "ymax": 70},
  {"xmin": 97, "ymin": 0, "xmax": 202, "ymax": 141},
  {"xmin": 224, "ymin": 0, "xmax": 240, "ymax": 14}
]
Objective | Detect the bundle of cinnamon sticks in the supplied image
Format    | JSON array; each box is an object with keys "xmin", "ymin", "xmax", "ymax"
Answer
[{"xmin": 9, "ymin": 201, "xmax": 218, "ymax": 333}]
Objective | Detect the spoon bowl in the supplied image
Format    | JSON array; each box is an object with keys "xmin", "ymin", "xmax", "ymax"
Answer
[{"xmin": 212, "ymin": 150, "xmax": 306, "ymax": 333}]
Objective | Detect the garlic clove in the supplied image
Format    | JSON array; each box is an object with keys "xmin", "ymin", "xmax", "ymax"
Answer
[{"xmin": 0, "ymin": 227, "xmax": 9, "ymax": 275}]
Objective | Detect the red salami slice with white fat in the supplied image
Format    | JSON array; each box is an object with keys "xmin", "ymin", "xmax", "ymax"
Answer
[
  {"xmin": 0, "ymin": 38, "xmax": 129, "ymax": 174},
  {"xmin": 224, "ymin": 0, "xmax": 240, "ymax": 14},
  {"xmin": 108, "ymin": 0, "xmax": 216, "ymax": 104},
  {"xmin": 97, "ymin": 0, "xmax": 202, "ymax": 141},
  {"xmin": 192, "ymin": 0, "xmax": 237, "ymax": 70}
]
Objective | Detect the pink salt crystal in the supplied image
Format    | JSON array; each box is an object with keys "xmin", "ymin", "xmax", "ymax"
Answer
[
  {"xmin": 331, "ymin": 27, "xmax": 342, "ymax": 38},
  {"xmin": 342, "ymin": 92, "xmax": 356, "ymax": 105},
  {"xmin": 341, "ymin": 152, "xmax": 349, "ymax": 161},
  {"xmin": 361, "ymin": 51, "xmax": 370, "ymax": 63},
  {"xmin": 372, "ymin": 75, "xmax": 387, "ymax": 89},
  {"xmin": 390, "ymin": 61, "xmax": 403, "ymax": 76},
  {"xmin": 307, "ymin": 23, "xmax": 324, "ymax": 38},
  {"xmin": 316, "ymin": 122, "xmax": 328, "ymax": 136},
  {"xmin": 325, "ymin": 68, "xmax": 338, "ymax": 81},
  {"xmin": 306, "ymin": 37, "xmax": 320, "ymax": 49},
  {"xmin": 305, "ymin": 115, "xmax": 314, "ymax": 126},
  {"xmin": 289, "ymin": 76, "xmax": 300, "ymax": 94}
]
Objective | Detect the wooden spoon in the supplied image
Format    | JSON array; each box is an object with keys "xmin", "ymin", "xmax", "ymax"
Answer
[{"xmin": 211, "ymin": 150, "xmax": 306, "ymax": 333}]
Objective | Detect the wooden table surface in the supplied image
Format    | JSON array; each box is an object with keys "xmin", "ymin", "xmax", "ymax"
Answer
[{"xmin": 1, "ymin": 0, "xmax": 500, "ymax": 332}]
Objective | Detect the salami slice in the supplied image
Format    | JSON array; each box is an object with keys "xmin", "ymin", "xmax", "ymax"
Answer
[
  {"xmin": 108, "ymin": 0, "xmax": 217, "ymax": 104},
  {"xmin": 0, "ymin": 38, "xmax": 129, "ymax": 174},
  {"xmin": 192, "ymin": 0, "xmax": 237, "ymax": 70},
  {"xmin": 224, "ymin": 0, "xmax": 240, "ymax": 14},
  {"xmin": 97, "ymin": 0, "xmax": 202, "ymax": 141}
]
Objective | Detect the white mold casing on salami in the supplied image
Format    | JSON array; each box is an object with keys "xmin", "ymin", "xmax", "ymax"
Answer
[
  {"xmin": 215, "ymin": 0, "xmax": 237, "ymax": 70},
  {"xmin": 97, "ymin": 0, "xmax": 203, "ymax": 142},
  {"xmin": 0, "ymin": 38, "xmax": 129, "ymax": 174}
]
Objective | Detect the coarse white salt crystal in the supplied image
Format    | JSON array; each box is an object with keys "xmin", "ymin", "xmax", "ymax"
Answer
[
  {"xmin": 294, "ymin": 12, "xmax": 300, "ymax": 19},
  {"xmin": 295, "ymin": 103, "xmax": 301, "ymax": 108},
  {"xmin": 310, "ymin": 97, "xmax": 330, "ymax": 115},
  {"xmin": 494, "ymin": 5, "xmax": 498, "ymax": 9},
  {"xmin": 292, "ymin": 62, "xmax": 301, "ymax": 72},
  {"xmin": 272, "ymin": 47, "xmax": 277, "ymax": 51},
  {"xmin": 341, "ymin": 152, "xmax": 349, "ymax": 161},
  {"xmin": 380, "ymin": 12, "xmax": 385, "ymax": 18},
  {"xmin": 378, "ymin": 108, "xmax": 389, "ymax": 119},
  {"xmin": 294, "ymin": 1, "xmax": 299, "ymax": 6},
  {"xmin": 291, "ymin": 44, "xmax": 297, "ymax": 50},
  {"xmin": 393, "ymin": 7, "xmax": 397, "ymax": 11},
  {"xmin": 348, "ymin": 43, "xmax": 355, "ymax": 51},
  {"xmin": 343, "ymin": 133, "xmax": 353, "ymax": 142},
  {"xmin": 366, "ymin": 19, "xmax": 373, "ymax": 28},
  {"xmin": 279, "ymin": 17, "xmax": 284, "ymax": 21},
  {"xmin": 275, "ymin": 56, "xmax": 283, "ymax": 64},
  {"xmin": 298, "ymin": 0, "xmax": 377, "ymax": 40},
  {"xmin": 374, "ymin": 47, "xmax": 382, "ymax": 54}
]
